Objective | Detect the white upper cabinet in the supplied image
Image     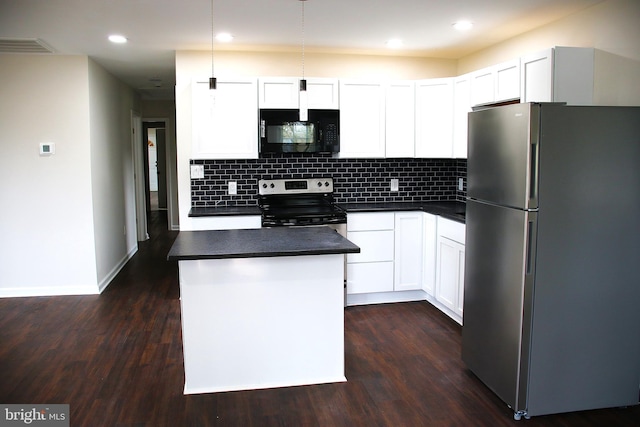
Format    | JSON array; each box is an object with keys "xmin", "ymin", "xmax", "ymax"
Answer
[
  {"xmin": 258, "ymin": 77, "xmax": 340, "ymax": 109},
  {"xmin": 470, "ymin": 59, "xmax": 520, "ymax": 106},
  {"xmin": 385, "ymin": 81, "xmax": 415, "ymax": 158},
  {"xmin": 306, "ymin": 78, "xmax": 340, "ymax": 109},
  {"xmin": 470, "ymin": 67, "xmax": 495, "ymax": 106},
  {"xmin": 339, "ymin": 80, "xmax": 386, "ymax": 158},
  {"xmin": 191, "ymin": 78, "xmax": 259, "ymax": 159},
  {"xmin": 258, "ymin": 77, "xmax": 299, "ymax": 108},
  {"xmin": 494, "ymin": 59, "xmax": 521, "ymax": 101},
  {"xmin": 452, "ymin": 73, "xmax": 471, "ymax": 159},
  {"xmin": 520, "ymin": 47, "xmax": 595, "ymax": 105},
  {"xmin": 415, "ymin": 78, "xmax": 454, "ymax": 158}
]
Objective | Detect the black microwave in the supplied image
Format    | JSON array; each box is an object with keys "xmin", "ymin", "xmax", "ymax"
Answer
[{"xmin": 259, "ymin": 109, "xmax": 340, "ymax": 154}]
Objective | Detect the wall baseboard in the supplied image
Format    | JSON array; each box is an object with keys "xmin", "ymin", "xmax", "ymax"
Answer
[
  {"xmin": 0, "ymin": 285, "xmax": 100, "ymax": 298},
  {"xmin": 98, "ymin": 245, "xmax": 138, "ymax": 293}
]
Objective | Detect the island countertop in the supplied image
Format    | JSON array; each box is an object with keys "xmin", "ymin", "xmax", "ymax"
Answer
[{"xmin": 167, "ymin": 226, "xmax": 360, "ymax": 261}]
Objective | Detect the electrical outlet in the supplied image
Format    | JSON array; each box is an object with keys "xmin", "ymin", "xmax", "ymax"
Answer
[
  {"xmin": 458, "ymin": 178, "xmax": 464, "ymax": 191},
  {"xmin": 190, "ymin": 164, "xmax": 205, "ymax": 179},
  {"xmin": 228, "ymin": 181, "xmax": 237, "ymax": 195},
  {"xmin": 390, "ymin": 178, "xmax": 399, "ymax": 192}
]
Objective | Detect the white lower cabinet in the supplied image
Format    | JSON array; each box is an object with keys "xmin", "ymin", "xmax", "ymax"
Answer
[
  {"xmin": 394, "ymin": 212, "xmax": 424, "ymax": 291},
  {"xmin": 185, "ymin": 216, "xmax": 262, "ymax": 231},
  {"xmin": 434, "ymin": 217, "xmax": 466, "ymax": 323},
  {"xmin": 345, "ymin": 211, "xmax": 465, "ymax": 318},
  {"xmin": 346, "ymin": 211, "xmax": 424, "ymax": 302},
  {"xmin": 346, "ymin": 212, "xmax": 395, "ymax": 294},
  {"xmin": 422, "ymin": 213, "xmax": 437, "ymax": 296}
]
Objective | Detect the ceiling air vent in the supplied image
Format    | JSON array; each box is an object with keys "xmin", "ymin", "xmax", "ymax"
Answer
[{"xmin": 0, "ymin": 38, "xmax": 55, "ymax": 54}]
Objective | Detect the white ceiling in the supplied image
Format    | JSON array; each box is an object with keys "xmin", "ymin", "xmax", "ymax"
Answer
[{"xmin": 0, "ymin": 0, "xmax": 602, "ymax": 99}]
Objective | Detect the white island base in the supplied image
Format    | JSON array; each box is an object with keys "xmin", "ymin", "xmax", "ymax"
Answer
[{"xmin": 178, "ymin": 253, "xmax": 346, "ymax": 394}]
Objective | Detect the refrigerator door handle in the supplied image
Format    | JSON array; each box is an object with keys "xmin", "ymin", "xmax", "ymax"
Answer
[
  {"xmin": 524, "ymin": 212, "xmax": 537, "ymax": 277},
  {"xmin": 529, "ymin": 141, "xmax": 539, "ymax": 205},
  {"xmin": 526, "ymin": 220, "xmax": 535, "ymax": 275}
]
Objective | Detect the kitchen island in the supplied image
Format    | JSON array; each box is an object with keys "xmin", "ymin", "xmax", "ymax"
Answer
[{"xmin": 167, "ymin": 226, "xmax": 360, "ymax": 394}]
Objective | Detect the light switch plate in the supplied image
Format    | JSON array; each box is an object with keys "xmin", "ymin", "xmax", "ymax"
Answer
[{"xmin": 190, "ymin": 164, "xmax": 205, "ymax": 179}]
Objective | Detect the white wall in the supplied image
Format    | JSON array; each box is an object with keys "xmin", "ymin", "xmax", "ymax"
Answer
[
  {"xmin": 88, "ymin": 60, "xmax": 140, "ymax": 292},
  {"xmin": 0, "ymin": 54, "xmax": 140, "ymax": 297},
  {"xmin": 0, "ymin": 55, "xmax": 98, "ymax": 296}
]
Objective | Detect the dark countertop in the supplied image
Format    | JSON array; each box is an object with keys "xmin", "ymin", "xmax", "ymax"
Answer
[
  {"xmin": 339, "ymin": 201, "xmax": 466, "ymax": 223},
  {"xmin": 189, "ymin": 206, "xmax": 262, "ymax": 217},
  {"xmin": 167, "ymin": 226, "xmax": 361, "ymax": 261},
  {"xmin": 188, "ymin": 201, "xmax": 466, "ymax": 223}
]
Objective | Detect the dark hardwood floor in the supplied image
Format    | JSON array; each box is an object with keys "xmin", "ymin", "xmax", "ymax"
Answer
[{"xmin": 1, "ymin": 211, "xmax": 638, "ymax": 426}]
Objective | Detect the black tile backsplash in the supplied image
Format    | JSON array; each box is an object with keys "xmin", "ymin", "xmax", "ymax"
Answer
[{"xmin": 191, "ymin": 154, "xmax": 467, "ymax": 207}]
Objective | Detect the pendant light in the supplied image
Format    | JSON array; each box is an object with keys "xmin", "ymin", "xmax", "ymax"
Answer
[
  {"xmin": 298, "ymin": 0, "xmax": 308, "ymax": 121},
  {"xmin": 209, "ymin": 0, "xmax": 217, "ymax": 92}
]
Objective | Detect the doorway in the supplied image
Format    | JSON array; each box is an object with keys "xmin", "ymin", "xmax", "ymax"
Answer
[{"xmin": 143, "ymin": 122, "xmax": 167, "ymax": 216}]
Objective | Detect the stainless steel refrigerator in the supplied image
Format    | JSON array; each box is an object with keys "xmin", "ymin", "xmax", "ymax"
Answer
[{"xmin": 462, "ymin": 102, "xmax": 640, "ymax": 420}]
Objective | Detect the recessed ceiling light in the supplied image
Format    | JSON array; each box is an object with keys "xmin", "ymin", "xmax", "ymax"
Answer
[
  {"xmin": 108, "ymin": 34, "xmax": 128, "ymax": 44},
  {"xmin": 215, "ymin": 33, "xmax": 234, "ymax": 43},
  {"xmin": 452, "ymin": 21, "xmax": 473, "ymax": 31},
  {"xmin": 386, "ymin": 38, "xmax": 404, "ymax": 49}
]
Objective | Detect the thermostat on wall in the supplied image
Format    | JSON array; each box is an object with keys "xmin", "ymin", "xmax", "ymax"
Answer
[{"xmin": 39, "ymin": 142, "xmax": 55, "ymax": 156}]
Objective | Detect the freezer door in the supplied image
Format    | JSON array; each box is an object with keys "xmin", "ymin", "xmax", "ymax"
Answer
[
  {"xmin": 461, "ymin": 199, "xmax": 537, "ymax": 412},
  {"xmin": 467, "ymin": 103, "xmax": 539, "ymax": 210}
]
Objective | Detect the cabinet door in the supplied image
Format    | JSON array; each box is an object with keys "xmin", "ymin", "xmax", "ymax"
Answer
[
  {"xmin": 494, "ymin": 59, "xmax": 520, "ymax": 102},
  {"xmin": 385, "ymin": 81, "xmax": 415, "ymax": 158},
  {"xmin": 339, "ymin": 80, "xmax": 386, "ymax": 158},
  {"xmin": 306, "ymin": 78, "xmax": 340, "ymax": 109},
  {"xmin": 452, "ymin": 74, "xmax": 471, "ymax": 159},
  {"xmin": 520, "ymin": 48, "xmax": 554, "ymax": 103},
  {"xmin": 435, "ymin": 236, "xmax": 465, "ymax": 314},
  {"xmin": 455, "ymin": 249, "xmax": 465, "ymax": 318},
  {"xmin": 415, "ymin": 78, "xmax": 453, "ymax": 158},
  {"xmin": 394, "ymin": 212, "xmax": 423, "ymax": 291},
  {"xmin": 258, "ymin": 77, "xmax": 299, "ymax": 108},
  {"xmin": 192, "ymin": 78, "xmax": 258, "ymax": 159},
  {"xmin": 422, "ymin": 213, "xmax": 437, "ymax": 295},
  {"xmin": 470, "ymin": 67, "xmax": 495, "ymax": 106},
  {"xmin": 552, "ymin": 46, "xmax": 594, "ymax": 105}
]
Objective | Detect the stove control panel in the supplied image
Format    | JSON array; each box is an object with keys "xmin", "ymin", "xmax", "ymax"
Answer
[{"xmin": 259, "ymin": 178, "xmax": 334, "ymax": 195}]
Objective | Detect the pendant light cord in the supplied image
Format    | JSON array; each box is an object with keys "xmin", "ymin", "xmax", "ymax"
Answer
[
  {"xmin": 301, "ymin": 0, "xmax": 305, "ymax": 81},
  {"xmin": 211, "ymin": 0, "xmax": 215, "ymax": 77}
]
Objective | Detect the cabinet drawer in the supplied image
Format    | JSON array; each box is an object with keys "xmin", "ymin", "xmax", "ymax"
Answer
[
  {"xmin": 437, "ymin": 217, "xmax": 466, "ymax": 244},
  {"xmin": 347, "ymin": 212, "xmax": 395, "ymax": 231},
  {"xmin": 347, "ymin": 262, "xmax": 394, "ymax": 294},
  {"xmin": 346, "ymin": 230, "xmax": 394, "ymax": 263}
]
